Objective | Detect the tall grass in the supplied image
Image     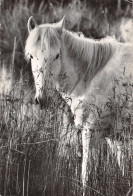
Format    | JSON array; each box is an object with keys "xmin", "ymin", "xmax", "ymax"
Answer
[
  {"xmin": 1, "ymin": 0, "xmax": 133, "ymax": 196},
  {"xmin": 0, "ymin": 71, "xmax": 132, "ymax": 196}
]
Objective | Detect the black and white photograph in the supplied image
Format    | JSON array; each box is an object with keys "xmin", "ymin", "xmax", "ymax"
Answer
[{"xmin": 0, "ymin": 0, "xmax": 133, "ymax": 195}]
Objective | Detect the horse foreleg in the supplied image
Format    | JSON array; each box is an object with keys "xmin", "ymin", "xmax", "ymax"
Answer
[
  {"xmin": 82, "ymin": 127, "xmax": 91, "ymax": 196},
  {"xmin": 74, "ymin": 107, "xmax": 92, "ymax": 196}
]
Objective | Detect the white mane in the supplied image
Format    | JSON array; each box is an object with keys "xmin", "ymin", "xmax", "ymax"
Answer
[
  {"xmin": 63, "ymin": 30, "xmax": 116, "ymax": 82},
  {"xmin": 25, "ymin": 24, "xmax": 60, "ymax": 60},
  {"xmin": 25, "ymin": 25, "xmax": 116, "ymax": 78}
]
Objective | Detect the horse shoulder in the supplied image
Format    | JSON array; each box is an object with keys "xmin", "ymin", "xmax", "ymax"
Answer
[
  {"xmin": 84, "ymin": 43, "xmax": 133, "ymax": 100},
  {"xmin": 117, "ymin": 43, "xmax": 133, "ymax": 76}
]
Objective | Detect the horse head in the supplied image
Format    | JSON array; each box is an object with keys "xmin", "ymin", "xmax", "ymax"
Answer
[{"xmin": 25, "ymin": 16, "xmax": 65, "ymax": 108}]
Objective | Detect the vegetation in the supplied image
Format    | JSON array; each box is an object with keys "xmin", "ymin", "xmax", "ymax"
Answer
[{"xmin": 0, "ymin": 0, "xmax": 133, "ymax": 196}]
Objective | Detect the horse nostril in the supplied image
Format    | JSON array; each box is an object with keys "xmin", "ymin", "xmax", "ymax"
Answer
[{"xmin": 34, "ymin": 97, "xmax": 39, "ymax": 105}]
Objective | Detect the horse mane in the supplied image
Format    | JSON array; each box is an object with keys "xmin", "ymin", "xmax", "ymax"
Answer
[
  {"xmin": 63, "ymin": 30, "xmax": 116, "ymax": 81},
  {"xmin": 25, "ymin": 23, "xmax": 116, "ymax": 83},
  {"xmin": 25, "ymin": 25, "xmax": 60, "ymax": 60}
]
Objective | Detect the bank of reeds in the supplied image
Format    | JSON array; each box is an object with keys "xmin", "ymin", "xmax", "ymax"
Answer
[{"xmin": 0, "ymin": 68, "xmax": 132, "ymax": 196}]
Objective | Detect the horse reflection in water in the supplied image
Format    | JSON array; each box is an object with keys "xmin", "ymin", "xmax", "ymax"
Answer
[{"xmin": 25, "ymin": 16, "xmax": 133, "ymax": 196}]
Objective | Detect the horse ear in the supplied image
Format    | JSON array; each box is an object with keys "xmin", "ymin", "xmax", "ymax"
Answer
[
  {"xmin": 57, "ymin": 16, "xmax": 65, "ymax": 35},
  {"xmin": 27, "ymin": 16, "xmax": 37, "ymax": 33}
]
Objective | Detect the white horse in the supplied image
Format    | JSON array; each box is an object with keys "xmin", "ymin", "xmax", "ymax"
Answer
[{"xmin": 25, "ymin": 16, "xmax": 133, "ymax": 195}]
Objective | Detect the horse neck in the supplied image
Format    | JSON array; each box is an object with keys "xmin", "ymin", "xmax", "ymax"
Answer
[{"xmin": 62, "ymin": 30, "xmax": 115, "ymax": 83}]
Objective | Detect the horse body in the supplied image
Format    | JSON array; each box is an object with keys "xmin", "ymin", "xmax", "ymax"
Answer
[{"xmin": 25, "ymin": 16, "xmax": 133, "ymax": 195}]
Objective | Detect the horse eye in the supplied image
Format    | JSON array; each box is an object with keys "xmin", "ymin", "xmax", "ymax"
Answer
[
  {"xmin": 30, "ymin": 55, "xmax": 33, "ymax": 59},
  {"xmin": 55, "ymin": 54, "xmax": 60, "ymax": 60}
]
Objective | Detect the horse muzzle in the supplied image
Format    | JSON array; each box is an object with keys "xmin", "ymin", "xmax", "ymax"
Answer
[
  {"xmin": 34, "ymin": 95, "xmax": 51, "ymax": 109},
  {"xmin": 34, "ymin": 95, "xmax": 44, "ymax": 109}
]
